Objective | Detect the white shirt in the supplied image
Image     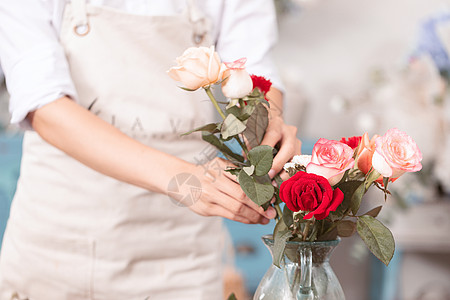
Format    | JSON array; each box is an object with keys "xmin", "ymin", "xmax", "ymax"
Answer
[{"xmin": 0, "ymin": 0, "xmax": 282, "ymax": 128}]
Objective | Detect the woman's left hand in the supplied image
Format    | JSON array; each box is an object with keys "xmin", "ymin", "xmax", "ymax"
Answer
[{"xmin": 261, "ymin": 88, "xmax": 302, "ymax": 180}]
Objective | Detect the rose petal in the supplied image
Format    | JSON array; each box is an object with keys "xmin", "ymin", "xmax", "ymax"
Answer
[{"xmin": 372, "ymin": 151, "xmax": 393, "ymax": 177}]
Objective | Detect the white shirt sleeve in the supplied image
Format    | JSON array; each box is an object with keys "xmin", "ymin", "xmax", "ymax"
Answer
[
  {"xmin": 0, "ymin": 0, "xmax": 77, "ymax": 129},
  {"xmin": 214, "ymin": 0, "xmax": 284, "ymax": 92}
]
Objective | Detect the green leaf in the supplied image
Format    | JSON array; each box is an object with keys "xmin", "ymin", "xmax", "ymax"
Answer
[
  {"xmin": 365, "ymin": 169, "xmax": 381, "ymax": 189},
  {"xmin": 226, "ymin": 104, "xmax": 255, "ymax": 122},
  {"xmin": 362, "ymin": 205, "xmax": 382, "ymax": 218},
  {"xmin": 248, "ymin": 145, "xmax": 274, "ymax": 176},
  {"xmin": 351, "ymin": 181, "xmax": 366, "ymax": 215},
  {"xmin": 179, "ymin": 86, "xmax": 197, "ymax": 92},
  {"xmin": 337, "ymin": 220, "xmax": 357, "ymax": 237},
  {"xmin": 317, "ymin": 226, "xmax": 338, "ymax": 241},
  {"xmin": 282, "ymin": 204, "xmax": 294, "ymax": 228},
  {"xmin": 221, "ymin": 114, "xmax": 247, "ymax": 139},
  {"xmin": 202, "ymin": 132, "xmax": 244, "ymax": 163},
  {"xmin": 272, "ymin": 219, "xmax": 292, "ymax": 268},
  {"xmin": 181, "ymin": 123, "xmax": 219, "ymax": 136},
  {"xmin": 227, "ymin": 293, "xmax": 237, "ymax": 300},
  {"xmin": 225, "ymin": 168, "xmax": 241, "ymax": 177},
  {"xmin": 357, "ymin": 215, "xmax": 395, "ymax": 266},
  {"xmin": 243, "ymin": 104, "xmax": 269, "ymax": 148},
  {"xmin": 237, "ymin": 170, "xmax": 274, "ymax": 206},
  {"xmin": 333, "ymin": 180, "xmax": 364, "ymax": 217}
]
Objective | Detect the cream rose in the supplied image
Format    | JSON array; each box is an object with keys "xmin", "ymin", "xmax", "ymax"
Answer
[
  {"xmin": 167, "ymin": 46, "xmax": 226, "ymax": 90},
  {"xmin": 372, "ymin": 128, "xmax": 422, "ymax": 179},
  {"xmin": 221, "ymin": 58, "xmax": 253, "ymax": 101},
  {"xmin": 306, "ymin": 138, "xmax": 355, "ymax": 186}
]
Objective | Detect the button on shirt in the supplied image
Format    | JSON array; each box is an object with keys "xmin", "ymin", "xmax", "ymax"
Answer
[{"xmin": 0, "ymin": 0, "xmax": 282, "ymax": 128}]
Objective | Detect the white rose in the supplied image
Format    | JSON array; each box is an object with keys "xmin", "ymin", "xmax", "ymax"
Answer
[
  {"xmin": 221, "ymin": 58, "xmax": 253, "ymax": 100},
  {"xmin": 168, "ymin": 45, "xmax": 226, "ymax": 90},
  {"xmin": 292, "ymin": 155, "xmax": 312, "ymax": 167},
  {"xmin": 283, "ymin": 162, "xmax": 296, "ymax": 172}
]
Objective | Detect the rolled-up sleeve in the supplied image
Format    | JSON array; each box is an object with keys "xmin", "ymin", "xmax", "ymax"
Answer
[
  {"xmin": 0, "ymin": 0, "xmax": 77, "ymax": 129},
  {"xmin": 215, "ymin": 0, "xmax": 284, "ymax": 92}
]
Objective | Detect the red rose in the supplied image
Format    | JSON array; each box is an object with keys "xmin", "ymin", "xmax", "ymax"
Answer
[
  {"xmin": 250, "ymin": 75, "xmax": 272, "ymax": 97},
  {"xmin": 339, "ymin": 136, "xmax": 362, "ymax": 149},
  {"xmin": 280, "ymin": 171, "xmax": 344, "ymax": 220}
]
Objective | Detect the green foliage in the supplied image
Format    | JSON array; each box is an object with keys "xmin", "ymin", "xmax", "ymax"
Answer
[
  {"xmin": 337, "ymin": 220, "xmax": 356, "ymax": 237},
  {"xmin": 221, "ymin": 114, "xmax": 247, "ymax": 139},
  {"xmin": 350, "ymin": 181, "xmax": 366, "ymax": 215},
  {"xmin": 362, "ymin": 206, "xmax": 382, "ymax": 218},
  {"xmin": 201, "ymin": 132, "xmax": 244, "ymax": 164},
  {"xmin": 357, "ymin": 215, "xmax": 395, "ymax": 266},
  {"xmin": 181, "ymin": 123, "xmax": 219, "ymax": 136},
  {"xmin": 243, "ymin": 104, "xmax": 269, "ymax": 148},
  {"xmin": 247, "ymin": 145, "xmax": 274, "ymax": 176},
  {"xmin": 227, "ymin": 293, "xmax": 237, "ymax": 300},
  {"xmin": 237, "ymin": 170, "xmax": 274, "ymax": 206},
  {"xmin": 272, "ymin": 216, "xmax": 292, "ymax": 268}
]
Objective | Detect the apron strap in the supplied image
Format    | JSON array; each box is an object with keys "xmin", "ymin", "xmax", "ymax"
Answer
[
  {"xmin": 186, "ymin": 0, "xmax": 211, "ymax": 45},
  {"xmin": 72, "ymin": 0, "xmax": 90, "ymax": 36},
  {"xmin": 69, "ymin": 0, "xmax": 210, "ymax": 42}
]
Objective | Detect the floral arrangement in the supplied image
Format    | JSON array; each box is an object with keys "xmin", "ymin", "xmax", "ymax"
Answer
[
  {"xmin": 168, "ymin": 46, "xmax": 423, "ymax": 269},
  {"xmin": 279, "ymin": 130, "xmax": 422, "ymax": 266}
]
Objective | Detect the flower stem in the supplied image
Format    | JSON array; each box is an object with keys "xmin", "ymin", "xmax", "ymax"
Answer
[
  {"xmin": 274, "ymin": 203, "xmax": 282, "ymax": 221},
  {"xmin": 302, "ymin": 220, "xmax": 311, "ymax": 241},
  {"xmin": 205, "ymin": 86, "xmax": 226, "ymax": 120}
]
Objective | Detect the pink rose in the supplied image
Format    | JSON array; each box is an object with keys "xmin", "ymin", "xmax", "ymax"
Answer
[
  {"xmin": 167, "ymin": 46, "xmax": 226, "ymax": 90},
  {"xmin": 372, "ymin": 128, "xmax": 422, "ymax": 179},
  {"xmin": 306, "ymin": 138, "xmax": 355, "ymax": 186},
  {"xmin": 221, "ymin": 58, "xmax": 253, "ymax": 100},
  {"xmin": 356, "ymin": 132, "xmax": 379, "ymax": 175}
]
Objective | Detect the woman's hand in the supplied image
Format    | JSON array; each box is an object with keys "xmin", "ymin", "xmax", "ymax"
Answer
[
  {"xmin": 262, "ymin": 88, "xmax": 302, "ymax": 179},
  {"xmin": 178, "ymin": 157, "xmax": 277, "ymax": 224}
]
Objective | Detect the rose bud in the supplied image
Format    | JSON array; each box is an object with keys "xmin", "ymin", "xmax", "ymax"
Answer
[{"xmin": 221, "ymin": 58, "xmax": 253, "ymax": 100}]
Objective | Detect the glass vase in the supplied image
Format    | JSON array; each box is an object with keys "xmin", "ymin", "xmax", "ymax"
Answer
[{"xmin": 253, "ymin": 235, "xmax": 345, "ymax": 300}]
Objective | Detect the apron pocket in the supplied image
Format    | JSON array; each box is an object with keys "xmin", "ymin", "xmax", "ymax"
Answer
[{"xmin": 0, "ymin": 222, "xmax": 95, "ymax": 300}]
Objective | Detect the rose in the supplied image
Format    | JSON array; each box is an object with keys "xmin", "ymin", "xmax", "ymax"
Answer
[
  {"xmin": 292, "ymin": 155, "xmax": 312, "ymax": 167},
  {"xmin": 356, "ymin": 132, "xmax": 379, "ymax": 175},
  {"xmin": 280, "ymin": 171, "xmax": 344, "ymax": 220},
  {"xmin": 372, "ymin": 128, "xmax": 422, "ymax": 179},
  {"xmin": 251, "ymin": 75, "xmax": 272, "ymax": 98},
  {"xmin": 221, "ymin": 58, "xmax": 253, "ymax": 101},
  {"xmin": 306, "ymin": 139, "xmax": 355, "ymax": 186},
  {"xmin": 339, "ymin": 135, "xmax": 362, "ymax": 149},
  {"xmin": 167, "ymin": 46, "xmax": 226, "ymax": 90}
]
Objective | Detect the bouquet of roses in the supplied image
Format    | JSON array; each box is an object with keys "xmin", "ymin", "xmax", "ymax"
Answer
[
  {"xmin": 168, "ymin": 46, "xmax": 423, "ymax": 268},
  {"xmin": 168, "ymin": 45, "xmax": 278, "ymax": 211}
]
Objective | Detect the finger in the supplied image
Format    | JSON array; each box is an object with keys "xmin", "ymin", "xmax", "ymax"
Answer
[
  {"xmin": 210, "ymin": 193, "xmax": 272, "ymax": 224},
  {"xmin": 211, "ymin": 177, "xmax": 276, "ymax": 219},
  {"xmin": 270, "ymin": 129, "xmax": 301, "ymax": 177},
  {"xmin": 203, "ymin": 157, "xmax": 239, "ymax": 183},
  {"xmin": 194, "ymin": 201, "xmax": 263, "ymax": 224},
  {"xmin": 260, "ymin": 128, "xmax": 281, "ymax": 148},
  {"xmin": 279, "ymin": 170, "xmax": 291, "ymax": 182}
]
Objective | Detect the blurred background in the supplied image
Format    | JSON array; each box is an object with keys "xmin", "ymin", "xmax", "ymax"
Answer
[{"xmin": 1, "ymin": 0, "xmax": 450, "ymax": 299}]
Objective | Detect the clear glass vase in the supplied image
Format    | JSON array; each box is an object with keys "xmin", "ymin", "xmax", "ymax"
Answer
[{"xmin": 253, "ymin": 235, "xmax": 345, "ymax": 300}]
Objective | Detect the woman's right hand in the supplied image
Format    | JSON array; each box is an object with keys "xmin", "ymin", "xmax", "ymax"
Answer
[{"xmin": 174, "ymin": 157, "xmax": 277, "ymax": 225}]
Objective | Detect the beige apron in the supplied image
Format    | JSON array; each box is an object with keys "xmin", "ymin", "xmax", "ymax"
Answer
[{"xmin": 0, "ymin": 1, "xmax": 224, "ymax": 299}]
